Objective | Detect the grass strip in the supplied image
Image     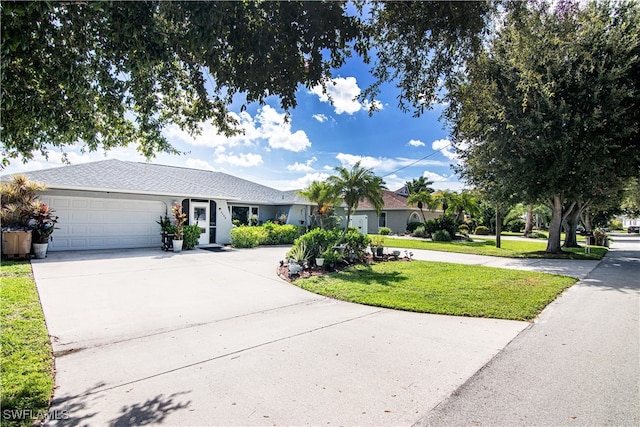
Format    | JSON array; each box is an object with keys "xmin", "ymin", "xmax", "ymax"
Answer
[
  {"xmin": 1, "ymin": 261, "xmax": 54, "ymax": 427},
  {"xmin": 296, "ymin": 261, "xmax": 577, "ymax": 321},
  {"xmin": 380, "ymin": 237, "xmax": 607, "ymax": 260}
]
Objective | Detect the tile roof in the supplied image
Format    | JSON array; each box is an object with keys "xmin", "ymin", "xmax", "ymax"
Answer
[{"xmin": 1, "ymin": 159, "xmax": 307, "ymax": 205}]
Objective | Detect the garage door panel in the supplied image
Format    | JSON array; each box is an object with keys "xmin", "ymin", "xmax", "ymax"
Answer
[{"xmin": 42, "ymin": 196, "xmax": 165, "ymax": 251}]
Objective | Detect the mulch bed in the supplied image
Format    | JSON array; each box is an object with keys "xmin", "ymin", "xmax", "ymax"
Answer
[{"xmin": 277, "ymin": 254, "xmax": 414, "ymax": 283}]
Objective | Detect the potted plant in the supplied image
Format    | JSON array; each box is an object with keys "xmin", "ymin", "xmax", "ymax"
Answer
[
  {"xmin": 287, "ymin": 241, "xmax": 309, "ymax": 275},
  {"xmin": 321, "ymin": 248, "xmax": 344, "ymax": 271},
  {"xmin": 1, "ymin": 175, "xmax": 46, "ymax": 259},
  {"xmin": 314, "ymin": 246, "xmax": 325, "ymax": 268},
  {"xmin": 30, "ymin": 201, "xmax": 58, "ymax": 258},
  {"xmin": 172, "ymin": 204, "xmax": 187, "ymax": 252},
  {"xmin": 157, "ymin": 215, "xmax": 177, "ymax": 251},
  {"xmin": 370, "ymin": 235, "xmax": 385, "ymax": 257}
]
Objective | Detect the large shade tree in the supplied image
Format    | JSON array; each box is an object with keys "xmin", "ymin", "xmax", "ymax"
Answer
[
  {"xmin": 446, "ymin": 0, "xmax": 640, "ymax": 253},
  {"xmin": 1, "ymin": 1, "xmax": 363, "ymax": 165},
  {"xmin": 328, "ymin": 161, "xmax": 386, "ymax": 238},
  {"xmin": 2, "ymin": 1, "xmax": 501, "ymax": 166}
]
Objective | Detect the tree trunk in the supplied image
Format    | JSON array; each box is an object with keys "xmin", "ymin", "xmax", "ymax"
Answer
[
  {"xmin": 524, "ymin": 204, "xmax": 534, "ymax": 237},
  {"xmin": 563, "ymin": 201, "xmax": 589, "ymax": 248},
  {"xmin": 582, "ymin": 208, "xmax": 592, "ymax": 234},
  {"xmin": 546, "ymin": 195, "xmax": 564, "ymax": 253}
]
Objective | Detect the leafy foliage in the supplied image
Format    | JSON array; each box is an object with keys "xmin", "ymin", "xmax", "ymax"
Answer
[
  {"xmin": 230, "ymin": 225, "xmax": 266, "ymax": 248},
  {"xmin": 182, "ymin": 225, "xmax": 201, "ymax": 250},
  {"xmin": 432, "ymin": 229, "xmax": 452, "ymax": 242},
  {"xmin": 378, "ymin": 227, "xmax": 391, "ymax": 235},
  {"xmin": 1, "ymin": 1, "xmax": 363, "ymax": 164},
  {"xmin": 475, "ymin": 226, "xmax": 491, "ymax": 235}
]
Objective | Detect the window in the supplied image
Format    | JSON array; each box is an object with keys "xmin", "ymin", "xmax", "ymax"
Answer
[{"xmin": 378, "ymin": 212, "xmax": 387, "ymax": 228}]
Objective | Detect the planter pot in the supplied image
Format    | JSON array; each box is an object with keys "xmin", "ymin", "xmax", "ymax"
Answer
[
  {"xmin": 288, "ymin": 262, "xmax": 304, "ymax": 276},
  {"xmin": 173, "ymin": 239, "xmax": 184, "ymax": 252},
  {"xmin": 315, "ymin": 258, "xmax": 325, "ymax": 267},
  {"xmin": 32, "ymin": 242, "xmax": 48, "ymax": 259},
  {"xmin": 2, "ymin": 230, "xmax": 32, "ymax": 259},
  {"xmin": 375, "ymin": 246, "xmax": 384, "ymax": 257},
  {"xmin": 332, "ymin": 245, "xmax": 346, "ymax": 255}
]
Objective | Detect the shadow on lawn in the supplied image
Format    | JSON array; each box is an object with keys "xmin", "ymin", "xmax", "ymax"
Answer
[{"xmin": 327, "ymin": 264, "xmax": 407, "ymax": 287}]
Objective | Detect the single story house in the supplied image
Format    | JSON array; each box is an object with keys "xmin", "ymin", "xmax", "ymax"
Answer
[
  {"xmin": 343, "ymin": 189, "xmax": 440, "ymax": 235},
  {"xmin": 2, "ymin": 159, "xmax": 312, "ymax": 251}
]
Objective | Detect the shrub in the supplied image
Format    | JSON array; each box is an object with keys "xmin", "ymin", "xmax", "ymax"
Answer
[
  {"xmin": 412, "ymin": 225, "xmax": 426, "ymax": 237},
  {"xmin": 506, "ymin": 219, "xmax": 525, "ymax": 233},
  {"xmin": 293, "ymin": 228, "xmax": 340, "ymax": 260},
  {"xmin": 527, "ymin": 231, "xmax": 547, "ymax": 239},
  {"xmin": 432, "ymin": 229, "xmax": 452, "ymax": 242},
  {"xmin": 321, "ymin": 247, "xmax": 344, "ymax": 269},
  {"xmin": 458, "ymin": 224, "xmax": 470, "ymax": 234},
  {"xmin": 261, "ymin": 222, "xmax": 300, "ymax": 245},
  {"xmin": 475, "ymin": 226, "xmax": 490, "ymax": 235},
  {"xmin": 406, "ymin": 222, "xmax": 423, "ymax": 233},
  {"xmin": 378, "ymin": 227, "xmax": 391, "ymax": 235},
  {"xmin": 182, "ymin": 225, "xmax": 201, "ymax": 250},
  {"xmin": 424, "ymin": 219, "xmax": 439, "ymax": 236},
  {"xmin": 343, "ymin": 228, "xmax": 371, "ymax": 260},
  {"xmin": 438, "ymin": 215, "xmax": 458, "ymax": 238},
  {"xmin": 230, "ymin": 225, "xmax": 266, "ymax": 248}
]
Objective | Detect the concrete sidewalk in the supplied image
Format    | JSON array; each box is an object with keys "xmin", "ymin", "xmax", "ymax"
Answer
[
  {"xmin": 416, "ymin": 234, "xmax": 640, "ymax": 426},
  {"xmin": 33, "ymin": 247, "xmax": 529, "ymax": 426}
]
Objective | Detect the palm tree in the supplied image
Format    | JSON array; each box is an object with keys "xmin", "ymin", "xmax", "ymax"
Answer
[
  {"xmin": 432, "ymin": 189, "xmax": 456, "ymax": 220},
  {"xmin": 405, "ymin": 177, "xmax": 434, "ymax": 195},
  {"xmin": 328, "ymin": 161, "xmax": 387, "ymax": 238},
  {"xmin": 407, "ymin": 191, "xmax": 434, "ymax": 223},
  {"xmin": 295, "ymin": 180, "xmax": 340, "ymax": 229},
  {"xmin": 450, "ymin": 190, "xmax": 480, "ymax": 224}
]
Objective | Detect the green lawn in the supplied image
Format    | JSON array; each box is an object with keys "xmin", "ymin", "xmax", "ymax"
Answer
[
  {"xmin": 380, "ymin": 236, "xmax": 607, "ymax": 260},
  {"xmin": 296, "ymin": 261, "xmax": 577, "ymax": 321},
  {"xmin": 1, "ymin": 261, "xmax": 54, "ymax": 427}
]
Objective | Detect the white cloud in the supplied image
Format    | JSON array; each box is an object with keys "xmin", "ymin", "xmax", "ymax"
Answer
[
  {"xmin": 163, "ymin": 105, "xmax": 310, "ymax": 153},
  {"xmin": 432, "ymin": 138, "xmax": 458, "ymax": 161},
  {"xmin": 287, "ymin": 157, "xmax": 317, "ymax": 172},
  {"xmin": 256, "ymin": 106, "xmax": 311, "ymax": 152},
  {"xmin": 335, "ymin": 153, "xmax": 448, "ymax": 173},
  {"xmin": 310, "ymin": 77, "xmax": 383, "ymax": 115},
  {"xmin": 293, "ymin": 172, "xmax": 332, "ymax": 190},
  {"xmin": 422, "ymin": 170, "xmax": 448, "ymax": 182},
  {"xmin": 313, "ymin": 114, "xmax": 328, "ymax": 123},
  {"xmin": 214, "ymin": 152, "xmax": 263, "ymax": 167},
  {"xmin": 408, "ymin": 139, "xmax": 426, "ymax": 147}
]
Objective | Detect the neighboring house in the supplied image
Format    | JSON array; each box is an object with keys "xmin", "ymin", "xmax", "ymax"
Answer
[
  {"xmin": 1, "ymin": 159, "xmax": 312, "ymax": 251},
  {"xmin": 340, "ymin": 189, "xmax": 439, "ymax": 235}
]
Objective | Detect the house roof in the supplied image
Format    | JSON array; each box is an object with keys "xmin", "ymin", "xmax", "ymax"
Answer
[
  {"xmin": 357, "ymin": 189, "xmax": 419, "ymax": 211},
  {"xmin": 2, "ymin": 159, "xmax": 308, "ymax": 205}
]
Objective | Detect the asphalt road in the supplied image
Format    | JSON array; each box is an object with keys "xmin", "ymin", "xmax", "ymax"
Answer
[{"xmin": 415, "ymin": 234, "xmax": 640, "ymax": 426}]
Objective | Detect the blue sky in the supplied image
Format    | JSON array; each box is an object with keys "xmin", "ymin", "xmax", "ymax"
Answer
[{"xmin": 3, "ymin": 56, "xmax": 464, "ymax": 192}]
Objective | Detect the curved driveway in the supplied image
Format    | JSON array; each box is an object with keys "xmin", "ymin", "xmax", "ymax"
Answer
[{"xmin": 32, "ymin": 243, "xmax": 602, "ymax": 426}]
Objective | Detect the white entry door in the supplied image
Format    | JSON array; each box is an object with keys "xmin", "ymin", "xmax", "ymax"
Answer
[{"xmin": 190, "ymin": 202, "xmax": 209, "ymax": 245}]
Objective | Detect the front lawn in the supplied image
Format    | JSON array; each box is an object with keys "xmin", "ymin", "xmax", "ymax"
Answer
[
  {"xmin": 380, "ymin": 236, "xmax": 607, "ymax": 260},
  {"xmin": 296, "ymin": 261, "xmax": 577, "ymax": 321},
  {"xmin": 1, "ymin": 261, "xmax": 54, "ymax": 427}
]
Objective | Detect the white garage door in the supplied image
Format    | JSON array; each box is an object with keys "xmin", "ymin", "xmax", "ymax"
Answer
[{"xmin": 40, "ymin": 195, "xmax": 165, "ymax": 251}]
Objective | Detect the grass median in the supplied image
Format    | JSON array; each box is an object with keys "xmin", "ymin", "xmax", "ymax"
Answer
[
  {"xmin": 380, "ymin": 236, "xmax": 607, "ymax": 260},
  {"xmin": 295, "ymin": 261, "xmax": 577, "ymax": 321},
  {"xmin": 1, "ymin": 261, "xmax": 54, "ymax": 427}
]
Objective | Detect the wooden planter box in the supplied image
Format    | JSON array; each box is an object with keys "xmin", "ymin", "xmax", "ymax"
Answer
[{"xmin": 2, "ymin": 230, "xmax": 33, "ymax": 260}]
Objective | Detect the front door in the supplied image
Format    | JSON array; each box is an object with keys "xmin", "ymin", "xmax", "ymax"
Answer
[{"xmin": 191, "ymin": 202, "xmax": 209, "ymax": 246}]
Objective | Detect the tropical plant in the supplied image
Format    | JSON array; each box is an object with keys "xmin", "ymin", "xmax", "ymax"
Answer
[
  {"xmin": 293, "ymin": 228, "xmax": 340, "ymax": 260},
  {"xmin": 30, "ymin": 201, "xmax": 58, "ymax": 244},
  {"xmin": 450, "ymin": 190, "xmax": 481, "ymax": 224},
  {"xmin": 156, "ymin": 215, "xmax": 173, "ymax": 233},
  {"xmin": 328, "ymin": 161, "xmax": 386, "ymax": 239},
  {"xmin": 412, "ymin": 225, "xmax": 426, "ymax": 238},
  {"xmin": 172, "ymin": 204, "xmax": 187, "ymax": 240},
  {"xmin": 378, "ymin": 227, "xmax": 391, "ymax": 235},
  {"xmin": 230, "ymin": 225, "xmax": 265, "ymax": 248},
  {"xmin": 406, "ymin": 222, "xmax": 423, "ymax": 233},
  {"xmin": 407, "ymin": 190, "xmax": 434, "ymax": 223},
  {"xmin": 296, "ymin": 181, "xmax": 340, "ymax": 230},
  {"xmin": 0, "ymin": 174, "xmax": 46, "ymax": 228},
  {"xmin": 287, "ymin": 241, "xmax": 310, "ymax": 264},
  {"xmin": 343, "ymin": 228, "xmax": 371, "ymax": 260},
  {"xmin": 458, "ymin": 224, "xmax": 470, "ymax": 235}
]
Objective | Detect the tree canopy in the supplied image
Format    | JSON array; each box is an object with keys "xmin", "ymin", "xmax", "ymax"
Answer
[
  {"xmin": 1, "ymin": 0, "xmax": 498, "ymax": 166},
  {"xmin": 1, "ymin": 1, "xmax": 362, "ymax": 164},
  {"xmin": 446, "ymin": 0, "xmax": 640, "ymax": 252}
]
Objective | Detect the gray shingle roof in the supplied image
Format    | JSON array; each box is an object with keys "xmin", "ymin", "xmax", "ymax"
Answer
[{"xmin": 2, "ymin": 159, "xmax": 307, "ymax": 205}]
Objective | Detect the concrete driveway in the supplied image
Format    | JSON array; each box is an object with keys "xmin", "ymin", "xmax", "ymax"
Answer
[{"xmin": 33, "ymin": 246, "xmax": 530, "ymax": 426}]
